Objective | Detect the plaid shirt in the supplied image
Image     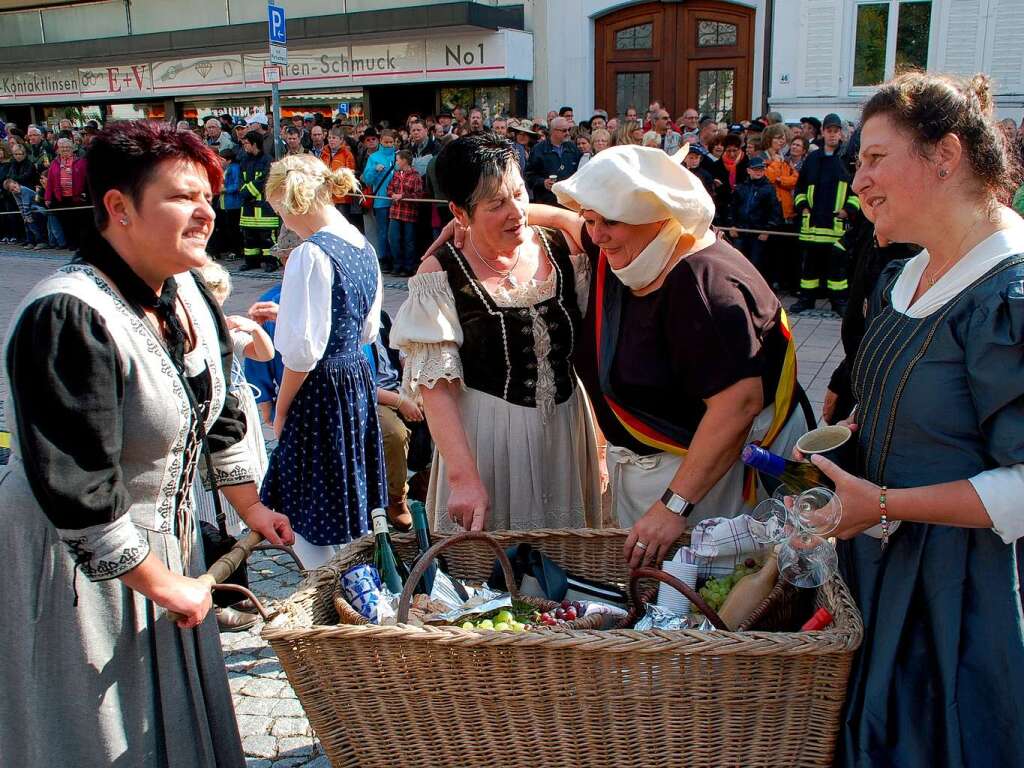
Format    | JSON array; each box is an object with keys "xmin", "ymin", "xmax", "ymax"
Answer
[{"xmin": 386, "ymin": 167, "xmax": 423, "ymax": 223}]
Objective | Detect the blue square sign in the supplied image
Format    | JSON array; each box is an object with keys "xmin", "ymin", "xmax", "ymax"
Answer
[{"xmin": 268, "ymin": 4, "xmax": 287, "ymax": 45}]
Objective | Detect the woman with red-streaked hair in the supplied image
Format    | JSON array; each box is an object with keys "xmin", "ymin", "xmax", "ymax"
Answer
[{"xmin": 0, "ymin": 120, "xmax": 293, "ymax": 767}]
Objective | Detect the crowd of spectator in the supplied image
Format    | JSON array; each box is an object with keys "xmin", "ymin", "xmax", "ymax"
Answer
[
  {"xmin": 0, "ymin": 117, "xmax": 94, "ymax": 249},
  {"xmin": 4, "ymin": 103, "xmax": 1024, "ymax": 314}
]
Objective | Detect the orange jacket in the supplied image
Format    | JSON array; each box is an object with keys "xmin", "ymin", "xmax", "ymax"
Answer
[
  {"xmin": 321, "ymin": 145, "xmax": 356, "ymax": 204},
  {"xmin": 764, "ymin": 156, "xmax": 799, "ymax": 220}
]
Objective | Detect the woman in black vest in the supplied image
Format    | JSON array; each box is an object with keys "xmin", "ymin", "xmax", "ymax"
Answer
[{"xmin": 390, "ymin": 133, "xmax": 601, "ymax": 532}]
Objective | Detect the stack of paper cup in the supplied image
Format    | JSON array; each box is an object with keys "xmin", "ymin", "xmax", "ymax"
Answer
[{"xmin": 657, "ymin": 560, "xmax": 699, "ymax": 616}]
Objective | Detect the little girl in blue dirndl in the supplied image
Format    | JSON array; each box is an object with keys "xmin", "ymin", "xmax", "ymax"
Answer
[{"xmin": 259, "ymin": 154, "xmax": 387, "ymax": 569}]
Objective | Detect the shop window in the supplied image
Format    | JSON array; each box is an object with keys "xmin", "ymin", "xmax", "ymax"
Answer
[
  {"xmin": 615, "ymin": 23, "xmax": 653, "ymax": 50},
  {"xmin": 854, "ymin": 0, "xmax": 931, "ymax": 87},
  {"xmin": 615, "ymin": 72, "xmax": 651, "ymax": 118},
  {"xmin": 697, "ymin": 20, "xmax": 737, "ymax": 48},
  {"xmin": 440, "ymin": 86, "xmax": 511, "ymax": 122},
  {"xmin": 697, "ymin": 69, "xmax": 735, "ymax": 124}
]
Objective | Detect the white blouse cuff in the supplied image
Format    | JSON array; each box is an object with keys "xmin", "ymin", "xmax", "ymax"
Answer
[
  {"xmin": 969, "ymin": 464, "xmax": 1024, "ymax": 544},
  {"xmin": 401, "ymin": 341, "xmax": 464, "ymax": 397}
]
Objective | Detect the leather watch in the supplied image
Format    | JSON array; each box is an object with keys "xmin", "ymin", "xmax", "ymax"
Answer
[{"xmin": 660, "ymin": 489, "xmax": 695, "ymax": 518}]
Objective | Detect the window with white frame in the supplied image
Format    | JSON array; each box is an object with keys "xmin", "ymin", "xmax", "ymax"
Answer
[{"xmin": 852, "ymin": 0, "xmax": 932, "ymax": 87}]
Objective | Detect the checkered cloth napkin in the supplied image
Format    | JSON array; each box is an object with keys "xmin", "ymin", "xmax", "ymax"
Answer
[{"xmin": 673, "ymin": 516, "xmax": 770, "ymax": 580}]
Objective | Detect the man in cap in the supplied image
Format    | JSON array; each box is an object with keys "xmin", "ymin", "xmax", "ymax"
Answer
[
  {"xmin": 790, "ymin": 113, "xmax": 859, "ymax": 315},
  {"xmin": 245, "ymin": 112, "xmax": 279, "ymax": 158}
]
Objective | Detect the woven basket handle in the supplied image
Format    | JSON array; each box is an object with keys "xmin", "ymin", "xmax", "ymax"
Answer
[
  {"xmin": 629, "ymin": 566, "xmax": 729, "ymax": 631},
  {"xmin": 397, "ymin": 531, "xmax": 519, "ymax": 624}
]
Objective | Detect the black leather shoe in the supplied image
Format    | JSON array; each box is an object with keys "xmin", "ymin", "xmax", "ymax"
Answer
[
  {"xmin": 216, "ymin": 606, "xmax": 259, "ymax": 632},
  {"xmin": 788, "ymin": 297, "xmax": 817, "ymax": 315}
]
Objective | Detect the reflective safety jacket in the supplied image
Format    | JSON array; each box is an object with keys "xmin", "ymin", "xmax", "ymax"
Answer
[
  {"xmin": 238, "ymin": 151, "xmax": 279, "ymax": 229},
  {"xmin": 793, "ymin": 144, "xmax": 860, "ymax": 245}
]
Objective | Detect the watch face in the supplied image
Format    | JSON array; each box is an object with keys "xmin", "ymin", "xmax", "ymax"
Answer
[{"xmin": 662, "ymin": 490, "xmax": 692, "ymax": 516}]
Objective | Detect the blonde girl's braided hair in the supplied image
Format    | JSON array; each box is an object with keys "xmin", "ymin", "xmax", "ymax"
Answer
[{"xmin": 265, "ymin": 153, "xmax": 359, "ymax": 215}]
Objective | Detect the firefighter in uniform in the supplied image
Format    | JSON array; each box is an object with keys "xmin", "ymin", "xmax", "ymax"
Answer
[
  {"xmin": 239, "ymin": 130, "xmax": 280, "ymax": 272},
  {"xmin": 789, "ymin": 113, "xmax": 860, "ymax": 315}
]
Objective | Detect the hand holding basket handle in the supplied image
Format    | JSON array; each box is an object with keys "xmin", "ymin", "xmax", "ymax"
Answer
[
  {"xmin": 629, "ymin": 567, "xmax": 729, "ymax": 630},
  {"xmin": 397, "ymin": 531, "xmax": 521, "ymax": 624},
  {"xmin": 167, "ymin": 530, "xmax": 270, "ymax": 625}
]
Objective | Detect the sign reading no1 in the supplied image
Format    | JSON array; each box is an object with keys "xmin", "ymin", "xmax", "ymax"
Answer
[{"xmin": 268, "ymin": 3, "xmax": 287, "ymax": 65}]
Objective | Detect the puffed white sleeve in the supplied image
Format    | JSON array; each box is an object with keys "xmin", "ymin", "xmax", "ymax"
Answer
[
  {"xmin": 274, "ymin": 241, "xmax": 333, "ymax": 372},
  {"xmin": 389, "ymin": 271, "xmax": 464, "ymax": 396}
]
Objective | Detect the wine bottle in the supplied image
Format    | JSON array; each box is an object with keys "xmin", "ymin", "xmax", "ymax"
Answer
[
  {"xmin": 741, "ymin": 444, "xmax": 834, "ymax": 492},
  {"xmin": 371, "ymin": 508, "xmax": 408, "ymax": 594},
  {"xmin": 717, "ymin": 550, "xmax": 779, "ymax": 630},
  {"xmin": 409, "ymin": 503, "xmax": 438, "ymax": 595}
]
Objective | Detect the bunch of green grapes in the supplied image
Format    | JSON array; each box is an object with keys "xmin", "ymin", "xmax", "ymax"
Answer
[{"xmin": 697, "ymin": 558, "xmax": 761, "ymax": 613}]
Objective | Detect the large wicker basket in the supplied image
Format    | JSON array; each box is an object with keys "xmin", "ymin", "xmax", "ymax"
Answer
[{"xmin": 263, "ymin": 528, "xmax": 862, "ymax": 768}]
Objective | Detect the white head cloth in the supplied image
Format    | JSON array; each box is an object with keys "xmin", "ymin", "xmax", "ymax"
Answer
[{"xmin": 552, "ymin": 144, "xmax": 716, "ymax": 290}]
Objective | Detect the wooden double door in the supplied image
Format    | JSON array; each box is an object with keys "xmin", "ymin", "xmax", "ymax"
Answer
[{"xmin": 595, "ymin": 0, "xmax": 755, "ymax": 123}]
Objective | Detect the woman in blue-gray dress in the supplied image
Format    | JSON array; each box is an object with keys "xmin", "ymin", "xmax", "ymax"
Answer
[
  {"xmin": 805, "ymin": 72, "xmax": 1024, "ymax": 767},
  {"xmin": 259, "ymin": 153, "xmax": 387, "ymax": 570}
]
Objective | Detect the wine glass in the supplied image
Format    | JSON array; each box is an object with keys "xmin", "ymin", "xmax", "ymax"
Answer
[
  {"xmin": 749, "ymin": 498, "xmax": 790, "ymax": 545},
  {"xmin": 792, "ymin": 487, "xmax": 842, "ymax": 537},
  {"xmin": 777, "ymin": 532, "xmax": 839, "ymax": 589}
]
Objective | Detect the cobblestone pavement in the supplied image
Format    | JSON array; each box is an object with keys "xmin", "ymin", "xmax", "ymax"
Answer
[{"xmin": 0, "ymin": 242, "xmax": 844, "ymax": 766}]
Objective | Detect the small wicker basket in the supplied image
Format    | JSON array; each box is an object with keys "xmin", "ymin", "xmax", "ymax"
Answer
[{"xmin": 263, "ymin": 528, "xmax": 862, "ymax": 768}]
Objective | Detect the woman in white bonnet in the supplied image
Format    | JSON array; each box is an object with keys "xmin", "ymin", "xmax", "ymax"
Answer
[{"xmin": 527, "ymin": 144, "xmax": 812, "ymax": 568}]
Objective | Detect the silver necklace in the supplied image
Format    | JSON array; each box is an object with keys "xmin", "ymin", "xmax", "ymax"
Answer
[{"xmin": 468, "ymin": 232, "xmax": 522, "ymax": 288}]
